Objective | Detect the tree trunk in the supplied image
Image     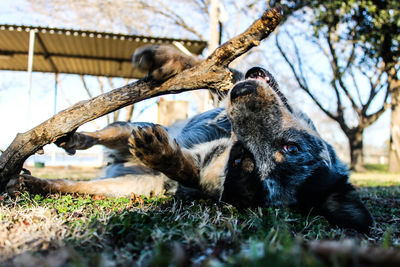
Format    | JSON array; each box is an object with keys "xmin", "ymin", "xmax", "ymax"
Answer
[
  {"xmin": 388, "ymin": 66, "xmax": 400, "ymax": 172},
  {"xmin": 389, "ymin": 101, "xmax": 400, "ymax": 172},
  {"xmin": 348, "ymin": 128, "xmax": 365, "ymax": 172}
]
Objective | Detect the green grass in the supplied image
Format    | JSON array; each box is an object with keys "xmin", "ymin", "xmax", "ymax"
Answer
[
  {"xmin": 1, "ymin": 168, "xmax": 400, "ymax": 266},
  {"xmin": 350, "ymin": 164, "xmax": 400, "ymax": 187},
  {"xmin": 364, "ymin": 163, "xmax": 389, "ymax": 172}
]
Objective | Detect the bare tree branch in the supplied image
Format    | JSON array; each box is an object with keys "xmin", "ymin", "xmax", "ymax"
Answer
[
  {"xmin": 275, "ymin": 32, "xmax": 338, "ymax": 122},
  {"xmin": 125, "ymin": 104, "xmax": 135, "ymax": 122},
  {"xmin": 0, "ymin": 7, "xmax": 282, "ymax": 191},
  {"xmin": 138, "ymin": 0, "xmax": 205, "ymax": 40},
  {"xmin": 326, "ymin": 30, "xmax": 361, "ymax": 116},
  {"xmin": 361, "ymin": 62, "xmax": 387, "ymax": 116},
  {"xmin": 192, "ymin": 0, "xmax": 209, "ymax": 15},
  {"xmin": 313, "ymin": 36, "xmax": 346, "ymax": 121},
  {"xmin": 343, "ymin": 41, "xmax": 356, "ymax": 73},
  {"xmin": 363, "ymin": 75, "xmax": 392, "ymax": 127},
  {"xmin": 348, "ymin": 68, "xmax": 363, "ymax": 106},
  {"xmin": 96, "ymin": 77, "xmax": 111, "ymax": 124},
  {"xmin": 107, "ymin": 78, "xmax": 120, "ymax": 122},
  {"xmin": 80, "ymin": 75, "xmax": 93, "ymax": 98}
]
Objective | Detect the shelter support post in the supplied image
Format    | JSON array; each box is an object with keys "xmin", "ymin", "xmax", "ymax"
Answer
[
  {"xmin": 54, "ymin": 73, "xmax": 59, "ymax": 115},
  {"xmin": 27, "ymin": 29, "xmax": 36, "ymax": 126}
]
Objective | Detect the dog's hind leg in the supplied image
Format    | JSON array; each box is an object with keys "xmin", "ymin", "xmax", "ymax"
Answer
[
  {"xmin": 128, "ymin": 123, "xmax": 201, "ymax": 189},
  {"xmin": 6, "ymin": 172, "xmax": 174, "ymax": 198}
]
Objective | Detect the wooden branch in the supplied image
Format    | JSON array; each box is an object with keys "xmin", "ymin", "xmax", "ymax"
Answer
[{"xmin": 0, "ymin": 7, "xmax": 282, "ymax": 192}]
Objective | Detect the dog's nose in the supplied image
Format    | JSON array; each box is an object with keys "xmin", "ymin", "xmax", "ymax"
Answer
[{"xmin": 230, "ymin": 82, "xmax": 256, "ymax": 101}]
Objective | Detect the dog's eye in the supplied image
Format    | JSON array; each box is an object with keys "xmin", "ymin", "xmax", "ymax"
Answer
[
  {"xmin": 234, "ymin": 158, "xmax": 242, "ymax": 165},
  {"xmin": 283, "ymin": 144, "xmax": 299, "ymax": 154}
]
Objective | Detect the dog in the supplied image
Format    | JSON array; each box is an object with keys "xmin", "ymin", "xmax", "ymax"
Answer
[{"xmin": 7, "ymin": 45, "xmax": 373, "ymax": 233}]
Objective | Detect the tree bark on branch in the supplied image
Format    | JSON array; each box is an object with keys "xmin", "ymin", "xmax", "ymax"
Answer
[{"xmin": 0, "ymin": 7, "xmax": 282, "ymax": 192}]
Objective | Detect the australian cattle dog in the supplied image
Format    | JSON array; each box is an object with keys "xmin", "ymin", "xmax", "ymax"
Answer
[{"xmin": 7, "ymin": 45, "xmax": 373, "ymax": 233}]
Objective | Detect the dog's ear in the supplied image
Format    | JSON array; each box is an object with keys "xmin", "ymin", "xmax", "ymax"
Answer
[
  {"xmin": 296, "ymin": 164, "xmax": 373, "ymax": 234},
  {"xmin": 319, "ymin": 181, "xmax": 373, "ymax": 234}
]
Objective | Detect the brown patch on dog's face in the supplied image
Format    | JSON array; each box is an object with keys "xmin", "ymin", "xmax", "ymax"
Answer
[
  {"xmin": 241, "ymin": 157, "xmax": 255, "ymax": 173},
  {"xmin": 273, "ymin": 151, "xmax": 285, "ymax": 163}
]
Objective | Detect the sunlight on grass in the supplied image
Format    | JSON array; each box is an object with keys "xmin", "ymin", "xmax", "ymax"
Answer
[
  {"xmin": 28, "ymin": 166, "xmax": 100, "ymax": 181},
  {"xmin": 350, "ymin": 164, "xmax": 400, "ymax": 187},
  {"xmin": 351, "ymin": 172, "xmax": 400, "ymax": 187}
]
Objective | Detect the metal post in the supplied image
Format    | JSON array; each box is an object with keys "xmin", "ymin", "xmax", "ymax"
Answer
[
  {"xmin": 209, "ymin": 0, "xmax": 220, "ymax": 54},
  {"xmin": 207, "ymin": 0, "xmax": 220, "ymax": 109},
  {"xmin": 51, "ymin": 73, "xmax": 59, "ymax": 166},
  {"xmin": 54, "ymin": 73, "xmax": 58, "ymax": 115},
  {"xmin": 27, "ymin": 29, "xmax": 36, "ymax": 125}
]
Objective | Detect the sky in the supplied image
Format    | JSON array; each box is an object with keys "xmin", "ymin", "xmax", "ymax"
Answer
[{"xmin": 0, "ymin": 0, "xmax": 391, "ymax": 160}]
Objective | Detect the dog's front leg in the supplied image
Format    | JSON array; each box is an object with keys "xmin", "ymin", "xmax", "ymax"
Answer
[
  {"xmin": 55, "ymin": 122, "xmax": 140, "ymax": 156},
  {"xmin": 129, "ymin": 124, "xmax": 201, "ymax": 189}
]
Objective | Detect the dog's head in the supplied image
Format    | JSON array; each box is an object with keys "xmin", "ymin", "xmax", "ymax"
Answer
[{"xmin": 222, "ymin": 67, "xmax": 373, "ymax": 233}]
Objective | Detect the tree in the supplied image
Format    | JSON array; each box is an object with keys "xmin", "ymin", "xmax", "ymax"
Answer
[{"xmin": 272, "ymin": 0, "xmax": 399, "ymax": 171}]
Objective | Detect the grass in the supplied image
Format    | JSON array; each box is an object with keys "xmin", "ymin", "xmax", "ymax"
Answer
[
  {"xmin": 1, "ymin": 165, "xmax": 400, "ymax": 266},
  {"xmin": 350, "ymin": 164, "xmax": 400, "ymax": 187}
]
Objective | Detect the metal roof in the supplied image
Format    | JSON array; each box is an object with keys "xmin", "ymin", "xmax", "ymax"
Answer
[{"xmin": 0, "ymin": 24, "xmax": 207, "ymax": 79}]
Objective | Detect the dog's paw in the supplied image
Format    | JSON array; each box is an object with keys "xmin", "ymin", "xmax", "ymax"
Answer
[
  {"xmin": 55, "ymin": 132, "xmax": 98, "ymax": 155},
  {"xmin": 6, "ymin": 174, "xmax": 50, "ymax": 196},
  {"xmin": 54, "ymin": 132, "xmax": 79, "ymax": 155},
  {"xmin": 128, "ymin": 124, "xmax": 177, "ymax": 167},
  {"xmin": 132, "ymin": 45, "xmax": 200, "ymax": 81},
  {"xmin": 6, "ymin": 176, "xmax": 26, "ymax": 196}
]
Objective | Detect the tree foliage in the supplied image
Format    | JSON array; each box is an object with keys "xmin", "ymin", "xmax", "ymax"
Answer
[{"xmin": 309, "ymin": 0, "xmax": 399, "ymax": 67}]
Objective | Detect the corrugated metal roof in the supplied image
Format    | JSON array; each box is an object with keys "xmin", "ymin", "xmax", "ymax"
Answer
[{"xmin": 0, "ymin": 24, "xmax": 207, "ymax": 78}]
